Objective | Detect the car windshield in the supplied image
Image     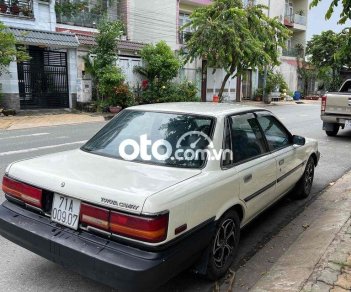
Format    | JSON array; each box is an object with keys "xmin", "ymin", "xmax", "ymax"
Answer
[{"xmin": 82, "ymin": 110, "xmax": 215, "ymax": 168}]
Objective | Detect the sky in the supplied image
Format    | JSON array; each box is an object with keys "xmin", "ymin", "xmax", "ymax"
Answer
[{"xmin": 307, "ymin": 0, "xmax": 350, "ymax": 40}]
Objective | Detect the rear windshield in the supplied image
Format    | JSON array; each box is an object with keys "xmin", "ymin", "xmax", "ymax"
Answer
[
  {"xmin": 82, "ymin": 110, "xmax": 215, "ymax": 168},
  {"xmin": 340, "ymin": 80, "xmax": 351, "ymax": 92}
]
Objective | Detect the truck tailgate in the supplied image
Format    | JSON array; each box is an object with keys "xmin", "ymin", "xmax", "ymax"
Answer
[{"xmin": 325, "ymin": 93, "xmax": 351, "ymax": 115}]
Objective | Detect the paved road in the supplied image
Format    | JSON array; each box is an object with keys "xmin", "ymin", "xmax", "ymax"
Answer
[{"xmin": 0, "ymin": 103, "xmax": 350, "ymax": 291}]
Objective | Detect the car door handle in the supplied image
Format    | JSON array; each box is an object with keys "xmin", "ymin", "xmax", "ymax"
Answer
[
  {"xmin": 244, "ymin": 174, "xmax": 252, "ymax": 183},
  {"xmin": 279, "ymin": 159, "xmax": 285, "ymax": 166}
]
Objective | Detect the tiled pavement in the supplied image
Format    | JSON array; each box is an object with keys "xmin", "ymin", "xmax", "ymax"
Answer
[
  {"xmin": 250, "ymin": 171, "xmax": 351, "ymax": 292},
  {"xmin": 302, "ymin": 219, "xmax": 351, "ymax": 292}
]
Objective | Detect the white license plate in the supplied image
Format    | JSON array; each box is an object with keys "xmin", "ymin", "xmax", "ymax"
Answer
[
  {"xmin": 51, "ymin": 194, "xmax": 81, "ymax": 230},
  {"xmin": 345, "ymin": 120, "xmax": 351, "ymax": 128}
]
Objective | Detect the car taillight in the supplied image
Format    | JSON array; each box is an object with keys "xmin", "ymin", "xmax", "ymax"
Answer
[
  {"xmin": 80, "ymin": 203, "xmax": 109, "ymax": 231},
  {"xmin": 110, "ymin": 211, "xmax": 169, "ymax": 243},
  {"xmin": 2, "ymin": 176, "xmax": 43, "ymax": 208},
  {"xmin": 321, "ymin": 95, "xmax": 327, "ymax": 112}
]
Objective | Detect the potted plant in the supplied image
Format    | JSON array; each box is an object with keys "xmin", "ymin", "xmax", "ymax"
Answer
[
  {"xmin": 21, "ymin": 6, "xmax": 31, "ymax": 17},
  {"xmin": 108, "ymin": 83, "xmax": 133, "ymax": 113},
  {"xmin": 108, "ymin": 104, "xmax": 122, "ymax": 114},
  {"xmin": 254, "ymin": 87, "xmax": 263, "ymax": 101},
  {"xmin": 297, "ymin": 10, "xmax": 304, "ymax": 16},
  {"xmin": 10, "ymin": 0, "xmax": 20, "ymax": 15},
  {"xmin": 0, "ymin": 0, "xmax": 7, "ymax": 13}
]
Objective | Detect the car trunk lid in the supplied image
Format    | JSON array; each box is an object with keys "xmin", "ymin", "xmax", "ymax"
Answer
[
  {"xmin": 325, "ymin": 93, "xmax": 351, "ymax": 115},
  {"xmin": 7, "ymin": 149, "xmax": 202, "ymax": 214}
]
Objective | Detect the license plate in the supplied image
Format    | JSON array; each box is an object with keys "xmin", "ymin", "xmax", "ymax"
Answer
[
  {"xmin": 345, "ymin": 120, "xmax": 351, "ymax": 128},
  {"xmin": 51, "ymin": 194, "xmax": 81, "ymax": 230}
]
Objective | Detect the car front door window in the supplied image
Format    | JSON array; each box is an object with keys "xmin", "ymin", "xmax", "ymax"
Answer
[{"xmin": 256, "ymin": 115, "xmax": 291, "ymax": 151}]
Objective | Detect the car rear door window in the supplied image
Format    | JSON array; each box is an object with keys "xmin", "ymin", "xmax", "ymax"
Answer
[
  {"xmin": 256, "ymin": 115, "xmax": 291, "ymax": 151},
  {"xmin": 228, "ymin": 113, "xmax": 268, "ymax": 164}
]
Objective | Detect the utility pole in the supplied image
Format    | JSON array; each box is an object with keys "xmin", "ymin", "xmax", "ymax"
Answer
[
  {"xmin": 201, "ymin": 59, "xmax": 208, "ymax": 102},
  {"xmin": 262, "ymin": 0, "xmax": 271, "ymax": 103}
]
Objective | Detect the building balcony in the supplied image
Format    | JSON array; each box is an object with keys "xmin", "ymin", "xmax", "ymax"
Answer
[
  {"xmin": 284, "ymin": 14, "xmax": 307, "ymax": 30},
  {"xmin": 55, "ymin": 0, "xmax": 118, "ymax": 29},
  {"xmin": 56, "ymin": 12, "xmax": 101, "ymax": 28},
  {"xmin": 179, "ymin": 0, "xmax": 211, "ymax": 6},
  {"xmin": 0, "ymin": 0, "xmax": 34, "ymax": 18},
  {"xmin": 282, "ymin": 47, "xmax": 305, "ymax": 57}
]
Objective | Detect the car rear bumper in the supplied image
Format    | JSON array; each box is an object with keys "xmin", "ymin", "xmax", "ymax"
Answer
[
  {"xmin": 0, "ymin": 201, "xmax": 214, "ymax": 291},
  {"xmin": 321, "ymin": 114, "xmax": 351, "ymax": 125}
]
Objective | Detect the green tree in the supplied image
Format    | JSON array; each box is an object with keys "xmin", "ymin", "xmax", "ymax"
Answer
[
  {"xmin": 91, "ymin": 19, "xmax": 123, "ymax": 72},
  {"xmin": 135, "ymin": 41, "xmax": 182, "ymax": 84},
  {"xmin": 0, "ymin": 22, "xmax": 29, "ymax": 75},
  {"xmin": 182, "ymin": 0, "xmax": 291, "ymax": 99},
  {"xmin": 87, "ymin": 19, "xmax": 125, "ymax": 100},
  {"xmin": 306, "ymin": 30, "xmax": 345, "ymax": 91},
  {"xmin": 310, "ymin": 0, "xmax": 351, "ymax": 24},
  {"xmin": 294, "ymin": 43, "xmax": 317, "ymax": 96}
]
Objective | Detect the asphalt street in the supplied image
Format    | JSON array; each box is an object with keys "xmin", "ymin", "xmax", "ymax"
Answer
[{"xmin": 0, "ymin": 103, "xmax": 350, "ymax": 291}]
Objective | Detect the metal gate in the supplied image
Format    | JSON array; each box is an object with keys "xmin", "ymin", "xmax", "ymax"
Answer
[{"xmin": 18, "ymin": 47, "xmax": 69, "ymax": 109}]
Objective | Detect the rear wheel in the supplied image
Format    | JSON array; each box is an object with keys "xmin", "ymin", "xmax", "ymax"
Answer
[
  {"xmin": 325, "ymin": 124, "xmax": 339, "ymax": 136},
  {"xmin": 205, "ymin": 210, "xmax": 240, "ymax": 280},
  {"xmin": 292, "ymin": 156, "xmax": 315, "ymax": 200}
]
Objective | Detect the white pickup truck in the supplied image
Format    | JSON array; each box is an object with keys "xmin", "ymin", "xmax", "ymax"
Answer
[{"xmin": 321, "ymin": 79, "xmax": 351, "ymax": 136}]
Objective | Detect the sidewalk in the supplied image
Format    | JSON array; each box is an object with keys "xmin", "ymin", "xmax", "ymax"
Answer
[
  {"xmin": 0, "ymin": 111, "xmax": 106, "ymax": 130},
  {"xmin": 250, "ymin": 171, "xmax": 351, "ymax": 292}
]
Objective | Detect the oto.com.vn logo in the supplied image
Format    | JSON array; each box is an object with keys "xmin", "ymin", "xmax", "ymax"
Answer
[{"xmin": 119, "ymin": 131, "xmax": 233, "ymax": 162}]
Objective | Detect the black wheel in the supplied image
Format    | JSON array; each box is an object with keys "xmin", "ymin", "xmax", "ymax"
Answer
[
  {"xmin": 325, "ymin": 124, "xmax": 339, "ymax": 136},
  {"xmin": 205, "ymin": 210, "xmax": 240, "ymax": 280},
  {"xmin": 292, "ymin": 157, "xmax": 315, "ymax": 200}
]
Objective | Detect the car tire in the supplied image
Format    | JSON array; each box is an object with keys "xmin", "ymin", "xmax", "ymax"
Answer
[
  {"xmin": 205, "ymin": 210, "xmax": 240, "ymax": 281},
  {"xmin": 292, "ymin": 156, "xmax": 315, "ymax": 200},
  {"xmin": 325, "ymin": 124, "xmax": 339, "ymax": 136}
]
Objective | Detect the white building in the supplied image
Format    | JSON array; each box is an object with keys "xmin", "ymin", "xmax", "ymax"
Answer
[
  {"xmin": 0, "ymin": 0, "xmax": 79, "ymax": 110},
  {"xmin": 176, "ymin": 0, "xmax": 309, "ymax": 101},
  {"xmin": 260, "ymin": 0, "xmax": 308, "ymax": 92}
]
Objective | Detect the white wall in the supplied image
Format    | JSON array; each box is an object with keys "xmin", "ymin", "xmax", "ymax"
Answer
[
  {"xmin": 206, "ymin": 68, "xmax": 238, "ymax": 101},
  {"xmin": 67, "ymin": 48, "xmax": 78, "ymax": 108},
  {"xmin": 128, "ymin": 0, "xmax": 177, "ymax": 49},
  {"xmin": 0, "ymin": 1, "xmax": 56, "ymax": 31},
  {"xmin": 0, "ymin": 61, "xmax": 19, "ymax": 94},
  {"xmin": 279, "ymin": 59, "xmax": 298, "ymax": 92}
]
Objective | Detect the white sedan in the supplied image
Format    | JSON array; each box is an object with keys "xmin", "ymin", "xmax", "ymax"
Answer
[{"xmin": 0, "ymin": 102, "xmax": 319, "ymax": 291}]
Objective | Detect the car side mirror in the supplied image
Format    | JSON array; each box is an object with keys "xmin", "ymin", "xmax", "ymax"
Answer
[{"xmin": 292, "ymin": 135, "xmax": 305, "ymax": 146}]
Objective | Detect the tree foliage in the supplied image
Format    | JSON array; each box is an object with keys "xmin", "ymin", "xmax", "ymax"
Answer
[
  {"xmin": 134, "ymin": 41, "xmax": 197, "ymax": 104},
  {"xmin": 139, "ymin": 81, "xmax": 199, "ymax": 104},
  {"xmin": 135, "ymin": 41, "xmax": 182, "ymax": 84},
  {"xmin": 310, "ymin": 0, "xmax": 351, "ymax": 24},
  {"xmin": 266, "ymin": 71, "xmax": 288, "ymax": 94},
  {"xmin": 0, "ymin": 22, "xmax": 29, "ymax": 75},
  {"xmin": 87, "ymin": 19, "xmax": 125, "ymax": 100},
  {"xmin": 91, "ymin": 19, "xmax": 123, "ymax": 71},
  {"xmin": 182, "ymin": 0, "xmax": 291, "ymax": 99},
  {"xmin": 306, "ymin": 30, "xmax": 344, "ymax": 69},
  {"xmin": 306, "ymin": 30, "xmax": 347, "ymax": 91}
]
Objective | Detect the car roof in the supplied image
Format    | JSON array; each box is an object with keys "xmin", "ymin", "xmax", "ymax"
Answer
[{"xmin": 128, "ymin": 102, "xmax": 268, "ymax": 117}]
